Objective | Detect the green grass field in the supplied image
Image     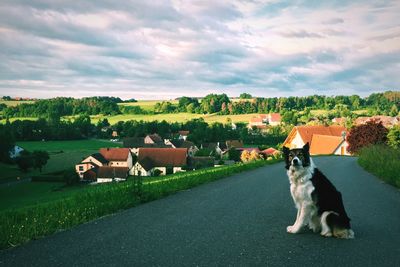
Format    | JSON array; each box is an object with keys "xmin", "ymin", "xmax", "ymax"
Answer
[
  {"xmin": 0, "ymin": 140, "xmax": 121, "ymax": 183},
  {"xmin": 17, "ymin": 139, "xmax": 121, "ymax": 152},
  {"xmin": 0, "ymin": 182, "xmax": 86, "ymax": 211},
  {"xmin": 0, "ymin": 100, "xmax": 34, "ymax": 107},
  {"xmin": 118, "ymin": 100, "xmax": 179, "ymax": 112},
  {"xmin": 90, "ymin": 112, "xmax": 258, "ymax": 124}
]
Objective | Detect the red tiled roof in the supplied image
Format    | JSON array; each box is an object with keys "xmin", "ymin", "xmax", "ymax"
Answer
[
  {"xmin": 310, "ymin": 135, "xmax": 344, "ymax": 155},
  {"xmin": 261, "ymin": 147, "xmax": 278, "ymax": 156},
  {"xmin": 283, "ymin": 125, "xmax": 347, "ymax": 148},
  {"xmin": 179, "ymin": 130, "xmax": 190, "ymax": 135},
  {"xmin": 296, "ymin": 125, "xmax": 346, "ymax": 145},
  {"xmin": 99, "ymin": 148, "xmax": 130, "ymax": 161},
  {"xmin": 138, "ymin": 148, "xmax": 187, "ymax": 167},
  {"xmin": 236, "ymin": 147, "xmax": 260, "ymax": 153},
  {"xmin": 269, "ymin": 113, "xmax": 281, "ymax": 122},
  {"xmin": 249, "ymin": 117, "xmax": 264, "ymax": 123}
]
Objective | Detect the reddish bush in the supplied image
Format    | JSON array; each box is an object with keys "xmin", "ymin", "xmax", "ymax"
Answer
[{"xmin": 347, "ymin": 119, "xmax": 388, "ymax": 154}]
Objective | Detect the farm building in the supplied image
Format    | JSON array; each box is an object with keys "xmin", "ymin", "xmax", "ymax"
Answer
[{"xmin": 133, "ymin": 148, "xmax": 188, "ymax": 176}]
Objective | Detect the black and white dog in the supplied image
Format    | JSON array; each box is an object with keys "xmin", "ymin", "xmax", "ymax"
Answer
[{"xmin": 283, "ymin": 143, "xmax": 354, "ymax": 239}]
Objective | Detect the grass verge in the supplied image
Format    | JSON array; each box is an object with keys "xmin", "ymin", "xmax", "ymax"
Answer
[
  {"xmin": 0, "ymin": 159, "xmax": 281, "ymax": 250},
  {"xmin": 358, "ymin": 144, "xmax": 400, "ymax": 188}
]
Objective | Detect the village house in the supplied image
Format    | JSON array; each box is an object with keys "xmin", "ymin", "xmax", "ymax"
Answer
[
  {"xmin": 144, "ymin": 133, "xmax": 163, "ymax": 144},
  {"xmin": 248, "ymin": 113, "xmax": 282, "ymax": 128},
  {"xmin": 200, "ymin": 142, "xmax": 228, "ymax": 157},
  {"xmin": 226, "ymin": 140, "xmax": 244, "ymax": 149},
  {"xmin": 178, "ymin": 130, "xmax": 190, "ymax": 140},
  {"xmin": 164, "ymin": 139, "xmax": 199, "ymax": 157},
  {"xmin": 75, "ymin": 148, "xmax": 133, "ymax": 182},
  {"xmin": 354, "ymin": 116, "xmax": 399, "ymax": 128},
  {"xmin": 133, "ymin": 148, "xmax": 188, "ymax": 176},
  {"xmin": 123, "ymin": 135, "xmax": 171, "ymax": 156},
  {"xmin": 283, "ymin": 125, "xmax": 351, "ymax": 156},
  {"xmin": 332, "ymin": 117, "xmax": 347, "ymax": 126}
]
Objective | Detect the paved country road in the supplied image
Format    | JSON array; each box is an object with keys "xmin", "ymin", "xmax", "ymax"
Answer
[{"xmin": 1, "ymin": 157, "xmax": 400, "ymax": 267}]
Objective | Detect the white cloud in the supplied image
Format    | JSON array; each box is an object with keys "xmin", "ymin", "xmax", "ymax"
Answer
[{"xmin": 0, "ymin": 0, "xmax": 399, "ymax": 99}]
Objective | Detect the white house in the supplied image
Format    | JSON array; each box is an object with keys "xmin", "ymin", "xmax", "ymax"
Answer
[
  {"xmin": 9, "ymin": 145, "xmax": 24, "ymax": 159},
  {"xmin": 283, "ymin": 125, "xmax": 351, "ymax": 156},
  {"xmin": 132, "ymin": 148, "xmax": 188, "ymax": 176},
  {"xmin": 75, "ymin": 148, "xmax": 133, "ymax": 181}
]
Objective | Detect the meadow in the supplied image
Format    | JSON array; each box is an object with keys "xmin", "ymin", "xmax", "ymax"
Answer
[
  {"xmin": 0, "ymin": 139, "xmax": 121, "ymax": 183},
  {"xmin": 90, "ymin": 112, "xmax": 259, "ymax": 124},
  {"xmin": 0, "ymin": 100, "xmax": 34, "ymax": 107},
  {"xmin": 118, "ymin": 100, "xmax": 179, "ymax": 111}
]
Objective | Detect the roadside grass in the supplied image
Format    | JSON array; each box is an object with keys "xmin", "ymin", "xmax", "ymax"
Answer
[
  {"xmin": 0, "ymin": 182, "xmax": 85, "ymax": 211},
  {"xmin": 0, "ymin": 159, "xmax": 281, "ymax": 250},
  {"xmin": 358, "ymin": 144, "xmax": 400, "ymax": 188}
]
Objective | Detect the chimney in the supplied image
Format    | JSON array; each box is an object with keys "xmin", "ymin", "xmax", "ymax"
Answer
[{"xmin": 341, "ymin": 131, "xmax": 346, "ymax": 140}]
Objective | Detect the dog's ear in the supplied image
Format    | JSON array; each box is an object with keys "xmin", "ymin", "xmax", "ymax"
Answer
[
  {"xmin": 302, "ymin": 142, "xmax": 311, "ymax": 167},
  {"xmin": 282, "ymin": 146, "xmax": 290, "ymax": 169},
  {"xmin": 303, "ymin": 142, "xmax": 310, "ymax": 152},
  {"xmin": 283, "ymin": 146, "xmax": 289, "ymax": 155}
]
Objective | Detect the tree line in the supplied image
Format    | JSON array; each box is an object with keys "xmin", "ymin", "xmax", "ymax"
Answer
[
  {"xmin": 2, "ymin": 97, "xmax": 122, "ymax": 118},
  {"xmin": 1, "ymin": 91, "xmax": 398, "ymax": 118},
  {"xmin": 121, "ymin": 91, "xmax": 399, "ymax": 115}
]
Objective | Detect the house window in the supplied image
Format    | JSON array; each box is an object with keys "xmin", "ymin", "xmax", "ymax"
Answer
[{"xmin": 79, "ymin": 166, "xmax": 84, "ymax": 171}]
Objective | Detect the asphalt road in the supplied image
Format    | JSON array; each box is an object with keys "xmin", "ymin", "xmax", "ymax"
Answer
[{"xmin": 1, "ymin": 157, "xmax": 400, "ymax": 267}]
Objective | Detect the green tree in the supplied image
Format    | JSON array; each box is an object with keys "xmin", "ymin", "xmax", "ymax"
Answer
[
  {"xmin": 0, "ymin": 125, "xmax": 15, "ymax": 162},
  {"xmin": 389, "ymin": 104, "xmax": 399, "ymax": 116},
  {"xmin": 16, "ymin": 151, "xmax": 33, "ymax": 172},
  {"xmin": 387, "ymin": 126, "xmax": 400, "ymax": 149},
  {"xmin": 228, "ymin": 148, "xmax": 241, "ymax": 162},
  {"xmin": 240, "ymin": 93, "xmax": 252, "ymax": 99}
]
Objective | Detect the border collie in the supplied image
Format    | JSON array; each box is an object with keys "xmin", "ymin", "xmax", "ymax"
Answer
[{"xmin": 283, "ymin": 143, "xmax": 354, "ymax": 239}]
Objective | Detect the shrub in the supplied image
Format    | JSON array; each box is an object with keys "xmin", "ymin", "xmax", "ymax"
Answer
[
  {"xmin": 64, "ymin": 170, "xmax": 80, "ymax": 186},
  {"xmin": 347, "ymin": 120, "xmax": 388, "ymax": 154},
  {"xmin": 152, "ymin": 169, "xmax": 162, "ymax": 177}
]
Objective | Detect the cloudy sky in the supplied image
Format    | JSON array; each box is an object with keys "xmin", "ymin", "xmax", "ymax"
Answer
[{"xmin": 0, "ymin": 0, "xmax": 399, "ymax": 99}]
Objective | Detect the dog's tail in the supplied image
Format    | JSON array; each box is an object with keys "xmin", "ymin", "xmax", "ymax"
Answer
[{"xmin": 325, "ymin": 212, "xmax": 355, "ymax": 239}]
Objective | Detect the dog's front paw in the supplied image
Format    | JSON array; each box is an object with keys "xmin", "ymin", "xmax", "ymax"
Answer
[{"xmin": 287, "ymin": 225, "xmax": 299, "ymax": 234}]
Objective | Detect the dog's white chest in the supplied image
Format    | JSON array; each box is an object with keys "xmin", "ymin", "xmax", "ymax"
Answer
[{"xmin": 290, "ymin": 181, "xmax": 314, "ymax": 205}]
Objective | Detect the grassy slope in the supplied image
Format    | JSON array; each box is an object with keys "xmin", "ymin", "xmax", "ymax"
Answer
[
  {"xmin": 0, "ymin": 182, "xmax": 85, "ymax": 211},
  {"xmin": 0, "ymin": 140, "xmax": 121, "ymax": 182},
  {"xmin": 358, "ymin": 145, "xmax": 400, "ymax": 188}
]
